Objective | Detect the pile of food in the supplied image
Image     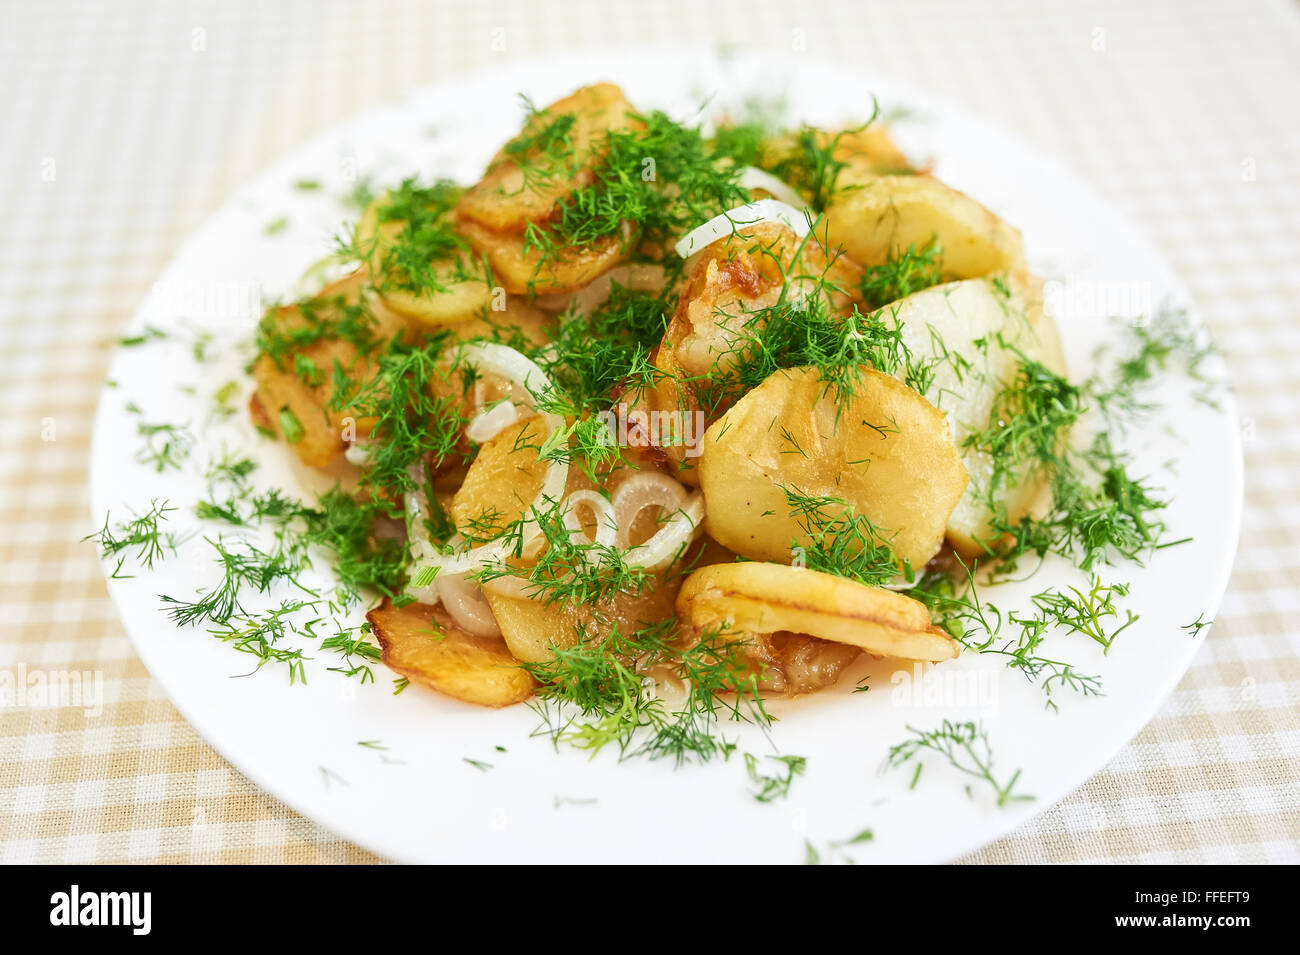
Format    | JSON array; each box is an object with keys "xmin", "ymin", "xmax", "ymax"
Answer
[{"xmin": 239, "ymin": 82, "xmax": 1170, "ymax": 759}]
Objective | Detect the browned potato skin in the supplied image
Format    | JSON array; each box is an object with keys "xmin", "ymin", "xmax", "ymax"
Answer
[
  {"xmin": 677, "ymin": 562, "xmax": 960, "ymax": 663},
  {"xmin": 367, "ymin": 598, "xmax": 535, "ymax": 707},
  {"xmin": 643, "ymin": 222, "xmax": 860, "ymax": 485},
  {"xmin": 458, "ymin": 217, "xmax": 629, "ymax": 296},
  {"xmin": 250, "ymin": 271, "xmax": 406, "ymax": 468},
  {"xmin": 699, "ymin": 366, "xmax": 968, "ymax": 572},
  {"xmin": 457, "ymin": 83, "xmax": 638, "ymax": 233}
]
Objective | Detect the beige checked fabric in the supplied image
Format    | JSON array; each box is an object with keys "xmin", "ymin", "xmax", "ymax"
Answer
[{"xmin": 1, "ymin": 0, "xmax": 1296, "ymax": 864}]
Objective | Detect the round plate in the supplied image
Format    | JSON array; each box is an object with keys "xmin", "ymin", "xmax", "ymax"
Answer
[{"xmin": 89, "ymin": 49, "xmax": 1241, "ymax": 863}]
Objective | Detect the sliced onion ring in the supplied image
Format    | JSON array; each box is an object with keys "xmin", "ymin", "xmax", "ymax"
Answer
[
  {"xmin": 436, "ymin": 570, "xmax": 502, "ymax": 637},
  {"xmin": 562, "ymin": 490, "xmax": 618, "ymax": 550},
  {"xmin": 611, "ymin": 471, "xmax": 688, "ymax": 548},
  {"xmin": 673, "ymin": 199, "xmax": 811, "ymax": 258},
  {"xmin": 465, "ymin": 400, "xmax": 519, "ymax": 444},
  {"xmin": 736, "ymin": 167, "xmax": 807, "ymax": 209},
  {"xmin": 624, "ymin": 491, "xmax": 706, "ymax": 570}
]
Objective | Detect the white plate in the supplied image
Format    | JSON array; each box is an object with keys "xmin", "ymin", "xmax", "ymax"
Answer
[{"xmin": 89, "ymin": 50, "xmax": 1241, "ymax": 864}]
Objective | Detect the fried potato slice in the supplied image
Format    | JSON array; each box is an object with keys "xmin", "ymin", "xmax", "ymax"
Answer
[
  {"xmin": 487, "ymin": 577, "xmax": 680, "ymax": 665},
  {"xmin": 757, "ymin": 125, "xmax": 915, "ymax": 200},
  {"xmin": 458, "ymin": 217, "xmax": 629, "ymax": 296},
  {"xmin": 450, "ymin": 416, "xmax": 550, "ymax": 538},
  {"xmin": 250, "ymin": 271, "xmax": 406, "ymax": 468},
  {"xmin": 368, "ymin": 598, "xmax": 535, "ymax": 707},
  {"xmin": 825, "ymin": 174, "xmax": 1024, "ymax": 279},
  {"xmin": 677, "ymin": 561, "xmax": 960, "ymax": 663},
  {"xmin": 367, "ymin": 288, "xmax": 554, "ymax": 347},
  {"xmin": 457, "ymin": 83, "xmax": 637, "ymax": 233},
  {"xmin": 449, "ymin": 413, "xmax": 683, "ymax": 665},
  {"xmin": 871, "ymin": 271, "xmax": 1068, "ymax": 555},
  {"xmin": 642, "ymin": 222, "xmax": 860, "ymax": 483},
  {"xmin": 700, "ymin": 366, "xmax": 968, "ymax": 571},
  {"xmin": 356, "ymin": 191, "xmax": 494, "ymax": 326}
]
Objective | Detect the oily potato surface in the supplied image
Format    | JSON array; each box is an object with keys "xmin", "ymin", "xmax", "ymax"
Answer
[
  {"xmin": 367, "ymin": 598, "xmax": 535, "ymax": 707},
  {"xmin": 825, "ymin": 174, "xmax": 1024, "ymax": 279},
  {"xmin": 457, "ymin": 83, "xmax": 637, "ymax": 233},
  {"xmin": 700, "ymin": 366, "xmax": 968, "ymax": 572},
  {"xmin": 677, "ymin": 561, "xmax": 960, "ymax": 663}
]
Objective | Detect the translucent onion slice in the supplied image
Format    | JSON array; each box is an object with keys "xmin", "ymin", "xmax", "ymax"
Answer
[
  {"xmin": 624, "ymin": 491, "xmax": 706, "ymax": 570},
  {"xmin": 344, "ymin": 439, "xmax": 372, "ymax": 467},
  {"xmin": 736, "ymin": 167, "xmax": 807, "ymax": 209},
  {"xmin": 295, "ymin": 252, "xmax": 355, "ymax": 298},
  {"xmin": 673, "ymin": 199, "xmax": 811, "ymax": 258},
  {"xmin": 611, "ymin": 471, "xmax": 688, "ymax": 548},
  {"xmin": 464, "ymin": 400, "xmax": 519, "ymax": 444},
  {"xmin": 436, "ymin": 570, "xmax": 502, "ymax": 637},
  {"xmin": 562, "ymin": 489, "xmax": 618, "ymax": 550}
]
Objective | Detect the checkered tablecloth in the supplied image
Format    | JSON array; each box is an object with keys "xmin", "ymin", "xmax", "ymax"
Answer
[{"xmin": 1, "ymin": 0, "xmax": 1296, "ymax": 864}]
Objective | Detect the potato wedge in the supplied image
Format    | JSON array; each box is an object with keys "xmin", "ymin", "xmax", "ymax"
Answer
[
  {"xmin": 487, "ymin": 577, "xmax": 680, "ymax": 664},
  {"xmin": 251, "ymin": 271, "xmax": 406, "ymax": 468},
  {"xmin": 458, "ymin": 83, "xmax": 637, "ymax": 233},
  {"xmin": 678, "ymin": 561, "xmax": 960, "ymax": 663},
  {"xmin": 825, "ymin": 174, "xmax": 1024, "ymax": 279},
  {"xmin": 872, "ymin": 271, "xmax": 1068, "ymax": 555},
  {"xmin": 367, "ymin": 598, "xmax": 535, "ymax": 707},
  {"xmin": 699, "ymin": 366, "xmax": 968, "ymax": 571}
]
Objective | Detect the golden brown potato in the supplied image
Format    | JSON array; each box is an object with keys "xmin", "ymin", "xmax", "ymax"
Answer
[
  {"xmin": 458, "ymin": 217, "xmax": 629, "ymax": 296},
  {"xmin": 642, "ymin": 222, "xmax": 860, "ymax": 484},
  {"xmin": 487, "ymin": 576, "xmax": 680, "ymax": 664},
  {"xmin": 368, "ymin": 598, "xmax": 535, "ymax": 707},
  {"xmin": 356, "ymin": 193, "xmax": 494, "ymax": 326},
  {"xmin": 366, "ymin": 288, "xmax": 554, "ymax": 347},
  {"xmin": 871, "ymin": 271, "xmax": 1068, "ymax": 555},
  {"xmin": 699, "ymin": 366, "xmax": 968, "ymax": 572},
  {"xmin": 251, "ymin": 271, "xmax": 406, "ymax": 468},
  {"xmin": 825, "ymin": 174, "xmax": 1024, "ymax": 279},
  {"xmin": 458, "ymin": 83, "xmax": 637, "ymax": 233},
  {"xmin": 678, "ymin": 561, "xmax": 960, "ymax": 663},
  {"xmin": 450, "ymin": 416, "xmax": 551, "ymax": 539},
  {"xmin": 758, "ymin": 125, "xmax": 915, "ymax": 200}
]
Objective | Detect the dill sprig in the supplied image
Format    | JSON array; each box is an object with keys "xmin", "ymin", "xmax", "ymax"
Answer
[
  {"xmin": 886, "ymin": 720, "xmax": 1031, "ymax": 807},
  {"xmin": 334, "ymin": 332, "xmax": 467, "ymax": 494},
  {"xmin": 744, "ymin": 753, "xmax": 806, "ymax": 802},
  {"xmin": 521, "ymin": 619, "xmax": 770, "ymax": 766},
  {"xmin": 782, "ymin": 486, "xmax": 905, "ymax": 585},
  {"xmin": 84, "ymin": 500, "xmax": 180, "ymax": 578},
  {"xmin": 859, "ymin": 239, "xmax": 944, "ymax": 311}
]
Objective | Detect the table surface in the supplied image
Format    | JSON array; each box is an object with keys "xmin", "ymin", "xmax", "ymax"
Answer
[{"xmin": 1, "ymin": 0, "xmax": 1297, "ymax": 864}]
